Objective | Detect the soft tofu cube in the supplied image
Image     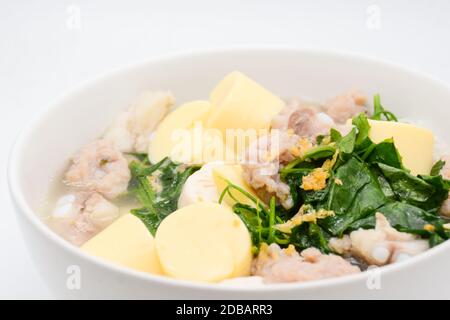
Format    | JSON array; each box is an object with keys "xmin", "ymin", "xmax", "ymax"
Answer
[
  {"xmin": 207, "ymin": 71, "xmax": 285, "ymax": 135},
  {"xmin": 368, "ymin": 119, "xmax": 434, "ymax": 176}
]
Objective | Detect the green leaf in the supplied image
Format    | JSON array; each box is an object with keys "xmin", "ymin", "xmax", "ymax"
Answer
[
  {"xmin": 220, "ymin": 181, "xmax": 290, "ymax": 250},
  {"xmin": 370, "ymin": 165, "xmax": 397, "ymax": 201},
  {"xmin": 232, "ymin": 203, "xmax": 264, "ymax": 247},
  {"xmin": 319, "ymin": 157, "xmax": 387, "ymax": 236},
  {"xmin": 338, "ymin": 127, "xmax": 357, "ymax": 156},
  {"xmin": 378, "ymin": 163, "xmax": 448, "ymax": 213},
  {"xmin": 130, "ymin": 207, "xmax": 160, "ymax": 235},
  {"xmin": 365, "ymin": 139, "xmax": 403, "ymax": 169},
  {"xmin": 281, "ymin": 167, "xmax": 314, "ymax": 179},
  {"xmin": 290, "ymin": 223, "xmax": 331, "ymax": 253},
  {"xmin": 330, "ymin": 129, "xmax": 342, "ymax": 142},
  {"xmin": 281, "ymin": 145, "xmax": 336, "ymax": 176},
  {"xmin": 316, "ymin": 135, "xmax": 326, "ymax": 145},
  {"xmin": 283, "ymin": 164, "xmax": 330, "ymax": 210},
  {"xmin": 126, "ymin": 152, "xmax": 150, "ymax": 164},
  {"xmin": 430, "ymin": 160, "xmax": 446, "ymax": 176},
  {"xmin": 349, "ymin": 202, "xmax": 447, "ymax": 239},
  {"xmin": 304, "ymin": 145, "xmax": 336, "ymax": 161},
  {"xmin": 232, "ymin": 198, "xmax": 289, "ymax": 252},
  {"xmin": 371, "ymin": 94, "xmax": 398, "ymax": 122},
  {"xmin": 128, "ymin": 158, "xmax": 197, "ymax": 235},
  {"xmin": 128, "ymin": 162, "xmax": 157, "ymax": 208},
  {"xmin": 352, "ymin": 113, "xmax": 374, "ymax": 152},
  {"xmin": 302, "ymin": 183, "xmax": 331, "ymax": 204},
  {"xmin": 418, "ymin": 174, "xmax": 450, "ymax": 212},
  {"xmin": 372, "ymin": 94, "xmax": 383, "ymax": 119},
  {"xmin": 429, "ymin": 233, "xmax": 447, "ymax": 247}
]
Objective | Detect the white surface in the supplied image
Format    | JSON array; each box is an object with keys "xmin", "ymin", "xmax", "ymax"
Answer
[{"xmin": 1, "ymin": 0, "xmax": 450, "ymax": 299}]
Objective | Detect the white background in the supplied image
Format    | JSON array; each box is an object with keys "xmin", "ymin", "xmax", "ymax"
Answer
[{"xmin": 1, "ymin": 0, "xmax": 449, "ymax": 299}]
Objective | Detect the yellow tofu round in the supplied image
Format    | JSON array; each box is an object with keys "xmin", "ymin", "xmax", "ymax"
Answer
[
  {"xmin": 148, "ymin": 100, "xmax": 212, "ymax": 164},
  {"xmin": 155, "ymin": 202, "xmax": 252, "ymax": 283},
  {"xmin": 206, "ymin": 71, "xmax": 285, "ymax": 135},
  {"xmin": 81, "ymin": 214, "xmax": 162, "ymax": 274}
]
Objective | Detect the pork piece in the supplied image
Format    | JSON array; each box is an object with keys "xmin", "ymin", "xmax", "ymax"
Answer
[
  {"xmin": 324, "ymin": 90, "xmax": 367, "ymax": 124},
  {"xmin": 49, "ymin": 192, "xmax": 120, "ymax": 246},
  {"xmin": 329, "ymin": 213, "xmax": 429, "ymax": 266},
  {"xmin": 328, "ymin": 235, "xmax": 353, "ymax": 255},
  {"xmin": 439, "ymin": 155, "xmax": 450, "ymax": 217},
  {"xmin": 252, "ymin": 243, "xmax": 360, "ymax": 283},
  {"xmin": 65, "ymin": 139, "xmax": 131, "ymax": 199},
  {"xmin": 103, "ymin": 91, "xmax": 174, "ymax": 153},
  {"xmin": 241, "ymin": 131, "xmax": 312, "ymax": 209},
  {"xmin": 271, "ymin": 100, "xmax": 336, "ymax": 139}
]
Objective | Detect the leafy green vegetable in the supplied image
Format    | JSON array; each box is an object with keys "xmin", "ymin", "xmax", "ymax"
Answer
[
  {"xmin": 302, "ymin": 183, "xmax": 331, "ymax": 204},
  {"xmin": 316, "ymin": 158, "xmax": 448, "ymax": 237},
  {"xmin": 349, "ymin": 202, "xmax": 448, "ymax": 240},
  {"xmin": 268, "ymin": 197, "xmax": 277, "ymax": 243},
  {"xmin": 352, "ymin": 113, "xmax": 373, "ymax": 152},
  {"xmin": 229, "ymin": 185, "xmax": 333, "ymax": 254},
  {"xmin": 370, "ymin": 165, "xmax": 397, "ymax": 201},
  {"xmin": 365, "ymin": 139, "xmax": 403, "ymax": 169},
  {"xmin": 281, "ymin": 167, "xmax": 314, "ymax": 179},
  {"xmin": 130, "ymin": 207, "xmax": 161, "ymax": 234},
  {"xmin": 419, "ymin": 174, "xmax": 450, "ymax": 209},
  {"xmin": 290, "ymin": 223, "xmax": 331, "ymax": 253},
  {"xmin": 430, "ymin": 160, "xmax": 446, "ymax": 176},
  {"xmin": 232, "ymin": 203, "xmax": 264, "ymax": 251},
  {"xmin": 429, "ymin": 232, "xmax": 448, "ymax": 247},
  {"xmin": 304, "ymin": 145, "xmax": 336, "ymax": 160},
  {"xmin": 316, "ymin": 135, "xmax": 326, "ymax": 145},
  {"xmin": 337, "ymin": 127, "xmax": 356, "ymax": 158},
  {"xmin": 126, "ymin": 152, "xmax": 150, "ymax": 165},
  {"xmin": 281, "ymin": 145, "xmax": 336, "ymax": 176},
  {"xmin": 319, "ymin": 157, "xmax": 387, "ymax": 236},
  {"xmin": 278, "ymin": 105, "xmax": 449, "ymax": 254},
  {"xmin": 218, "ymin": 180, "xmax": 289, "ymax": 253},
  {"xmin": 284, "ymin": 167, "xmax": 312, "ymax": 193},
  {"xmin": 378, "ymin": 163, "xmax": 449, "ymax": 213},
  {"xmin": 371, "ymin": 94, "xmax": 398, "ymax": 122},
  {"xmin": 283, "ymin": 161, "xmax": 332, "ymax": 210},
  {"xmin": 330, "ymin": 128, "xmax": 343, "ymax": 142},
  {"xmin": 128, "ymin": 157, "xmax": 197, "ymax": 235},
  {"xmin": 372, "ymin": 94, "xmax": 383, "ymax": 118},
  {"xmin": 280, "ymin": 162, "xmax": 316, "ymax": 180}
]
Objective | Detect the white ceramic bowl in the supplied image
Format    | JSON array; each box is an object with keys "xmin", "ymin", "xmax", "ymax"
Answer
[{"xmin": 8, "ymin": 48, "xmax": 450, "ymax": 299}]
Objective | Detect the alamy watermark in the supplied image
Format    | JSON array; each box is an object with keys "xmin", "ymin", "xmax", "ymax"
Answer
[
  {"xmin": 366, "ymin": 265, "xmax": 382, "ymax": 290},
  {"xmin": 66, "ymin": 5, "xmax": 82, "ymax": 30},
  {"xmin": 169, "ymin": 123, "xmax": 282, "ymax": 168},
  {"xmin": 66, "ymin": 265, "xmax": 81, "ymax": 290},
  {"xmin": 366, "ymin": 4, "xmax": 382, "ymax": 31}
]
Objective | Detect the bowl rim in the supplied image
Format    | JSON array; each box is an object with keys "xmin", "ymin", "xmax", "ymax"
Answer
[{"xmin": 8, "ymin": 46, "xmax": 450, "ymax": 294}]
